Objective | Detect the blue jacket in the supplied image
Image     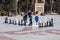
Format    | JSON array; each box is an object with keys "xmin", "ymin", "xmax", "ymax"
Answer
[{"xmin": 35, "ymin": 16, "xmax": 39, "ymax": 22}]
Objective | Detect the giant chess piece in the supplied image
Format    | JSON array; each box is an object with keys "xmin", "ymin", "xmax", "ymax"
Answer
[
  {"xmin": 42, "ymin": 23, "xmax": 43, "ymax": 27},
  {"xmin": 4, "ymin": 17, "xmax": 8, "ymax": 23},
  {"xmin": 49, "ymin": 18, "xmax": 53, "ymax": 27},
  {"xmin": 38, "ymin": 23, "xmax": 41, "ymax": 28},
  {"xmin": 14, "ymin": 20, "xmax": 17, "ymax": 25},
  {"xmin": 23, "ymin": 19, "xmax": 27, "ymax": 26},
  {"xmin": 51, "ymin": 18, "xmax": 53, "ymax": 26},
  {"xmin": 9, "ymin": 19, "xmax": 12, "ymax": 24},
  {"xmin": 18, "ymin": 19, "xmax": 20, "ymax": 25},
  {"xmin": 12, "ymin": 20, "xmax": 14, "ymax": 24},
  {"xmin": 21, "ymin": 20, "xmax": 23, "ymax": 26},
  {"xmin": 51, "ymin": 18, "xmax": 53, "ymax": 22},
  {"xmin": 44, "ymin": 23, "xmax": 47, "ymax": 27}
]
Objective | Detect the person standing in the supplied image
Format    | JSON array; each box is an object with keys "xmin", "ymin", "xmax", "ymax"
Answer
[
  {"xmin": 28, "ymin": 10, "xmax": 32, "ymax": 26},
  {"xmin": 35, "ymin": 11, "xmax": 39, "ymax": 25},
  {"xmin": 23, "ymin": 14, "xmax": 27, "ymax": 26}
]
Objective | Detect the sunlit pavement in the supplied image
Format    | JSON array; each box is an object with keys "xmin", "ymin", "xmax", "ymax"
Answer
[{"xmin": 0, "ymin": 15, "xmax": 60, "ymax": 40}]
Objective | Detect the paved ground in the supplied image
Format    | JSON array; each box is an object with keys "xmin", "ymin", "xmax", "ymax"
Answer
[{"xmin": 0, "ymin": 15, "xmax": 60, "ymax": 40}]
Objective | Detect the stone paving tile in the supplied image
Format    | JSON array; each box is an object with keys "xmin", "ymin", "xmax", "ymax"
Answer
[
  {"xmin": 45, "ymin": 29, "xmax": 60, "ymax": 35},
  {"xmin": 0, "ymin": 36, "xmax": 14, "ymax": 40},
  {"xmin": 0, "ymin": 27, "xmax": 60, "ymax": 35}
]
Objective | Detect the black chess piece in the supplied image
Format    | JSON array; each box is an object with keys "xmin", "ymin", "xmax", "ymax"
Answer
[
  {"xmin": 18, "ymin": 19, "xmax": 20, "ymax": 25},
  {"xmin": 4, "ymin": 17, "xmax": 8, "ymax": 23},
  {"xmin": 46, "ymin": 21, "xmax": 49, "ymax": 27},
  {"xmin": 23, "ymin": 19, "xmax": 27, "ymax": 26},
  {"xmin": 51, "ymin": 18, "xmax": 53, "ymax": 26},
  {"xmin": 21, "ymin": 20, "xmax": 23, "ymax": 26},
  {"xmin": 51, "ymin": 18, "xmax": 53, "ymax": 22},
  {"xmin": 38, "ymin": 23, "xmax": 41, "ymax": 28},
  {"xmin": 44, "ymin": 23, "xmax": 47, "ymax": 27},
  {"xmin": 9, "ymin": 19, "xmax": 12, "ymax": 24},
  {"xmin": 49, "ymin": 20, "xmax": 53, "ymax": 27},
  {"xmin": 12, "ymin": 20, "xmax": 14, "ymax": 24},
  {"xmin": 42, "ymin": 23, "xmax": 43, "ymax": 27}
]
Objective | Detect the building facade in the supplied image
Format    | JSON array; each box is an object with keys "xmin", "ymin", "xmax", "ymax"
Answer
[{"xmin": 35, "ymin": 0, "xmax": 45, "ymax": 15}]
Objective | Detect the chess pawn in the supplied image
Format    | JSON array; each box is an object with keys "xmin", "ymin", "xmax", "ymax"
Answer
[
  {"xmin": 46, "ymin": 21, "xmax": 49, "ymax": 27},
  {"xmin": 14, "ymin": 20, "xmax": 17, "ymax": 25},
  {"xmin": 38, "ymin": 23, "xmax": 41, "ymax": 28},
  {"xmin": 21, "ymin": 20, "xmax": 23, "ymax": 26},
  {"xmin": 18, "ymin": 19, "xmax": 20, "ymax": 25},
  {"xmin": 45, "ymin": 23, "xmax": 47, "ymax": 27},
  {"xmin": 4, "ymin": 17, "xmax": 8, "ymax": 23},
  {"xmin": 42, "ymin": 23, "xmax": 43, "ymax": 27},
  {"xmin": 9, "ymin": 19, "xmax": 11, "ymax": 24},
  {"xmin": 12, "ymin": 20, "xmax": 14, "ymax": 24},
  {"xmin": 51, "ymin": 18, "xmax": 53, "ymax": 26}
]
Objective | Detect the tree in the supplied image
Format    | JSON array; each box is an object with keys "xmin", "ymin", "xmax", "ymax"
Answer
[
  {"xmin": 18, "ymin": 0, "xmax": 33, "ymax": 12},
  {"xmin": 56, "ymin": 0, "xmax": 60, "ymax": 14}
]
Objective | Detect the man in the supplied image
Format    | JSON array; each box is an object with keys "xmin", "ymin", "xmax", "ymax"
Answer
[
  {"xmin": 23, "ymin": 14, "xmax": 27, "ymax": 26},
  {"xmin": 28, "ymin": 10, "xmax": 32, "ymax": 26}
]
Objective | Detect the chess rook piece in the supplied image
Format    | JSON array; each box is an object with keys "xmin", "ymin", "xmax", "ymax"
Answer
[{"xmin": 4, "ymin": 17, "xmax": 8, "ymax": 23}]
